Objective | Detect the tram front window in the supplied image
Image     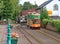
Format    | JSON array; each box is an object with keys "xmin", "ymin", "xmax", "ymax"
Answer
[{"xmin": 33, "ymin": 19, "xmax": 40, "ymax": 24}]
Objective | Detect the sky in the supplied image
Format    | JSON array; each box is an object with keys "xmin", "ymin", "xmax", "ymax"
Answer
[{"xmin": 19, "ymin": 0, "xmax": 48, "ymax": 6}]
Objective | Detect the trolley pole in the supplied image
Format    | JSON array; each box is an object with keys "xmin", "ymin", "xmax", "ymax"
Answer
[{"xmin": 7, "ymin": 19, "xmax": 11, "ymax": 44}]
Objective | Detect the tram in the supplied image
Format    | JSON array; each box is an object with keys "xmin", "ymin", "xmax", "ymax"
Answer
[{"xmin": 27, "ymin": 12, "xmax": 40, "ymax": 28}]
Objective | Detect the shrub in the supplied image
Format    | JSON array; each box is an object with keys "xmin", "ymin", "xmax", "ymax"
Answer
[
  {"xmin": 48, "ymin": 20, "xmax": 60, "ymax": 33},
  {"xmin": 42, "ymin": 19, "xmax": 60, "ymax": 33},
  {"xmin": 52, "ymin": 20, "xmax": 60, "ymax": 33},
  {"xmin": 42, "ymin": 19, "xmax": 49, "ymax": 28}
]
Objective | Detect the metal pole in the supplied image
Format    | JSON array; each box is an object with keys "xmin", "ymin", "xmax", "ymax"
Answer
[{"xmin": 7, "ymin": 19, "xmax": 11, "ymax": 44}]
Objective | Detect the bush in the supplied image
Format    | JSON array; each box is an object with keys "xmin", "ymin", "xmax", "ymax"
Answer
[
  {"xmin": 42, "ymin": 19, "xmax": 49, "ymax": 28},
  {"xmin": 42, "ymin": 19, "xmax": 60, "ymax": 33},
  {"xmin": 52, "ymin": 20, "xmax": 60, "ymax": 33}
]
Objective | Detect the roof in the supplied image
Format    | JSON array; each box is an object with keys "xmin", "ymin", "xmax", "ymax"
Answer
[
  {"xmin": 20, "ymin": 8, "xmax": 36, "ymax": 16},
  {"xmin": 36, "ymin": 0, "xmax": 53, "ymax": 10}
]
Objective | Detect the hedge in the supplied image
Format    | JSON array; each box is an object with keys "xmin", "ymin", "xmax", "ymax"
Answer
[
  {"xmin": 52, "ymin": 20, "xmax": 60, "ymax": 33},
  {"xmin": 42, "ymin": 19, "xmax": 60, "ymax": 33},
  {"xmin": 42, "ymin": 19, "xmax": 50, "ymax": 28}
]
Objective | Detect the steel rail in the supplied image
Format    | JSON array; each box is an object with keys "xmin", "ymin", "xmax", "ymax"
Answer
[
  {"xmin": 19, "ymin": 25, "xmax": 44, "ymax": 44},
  {"xmin": 37, "ymin": 30, "xmax": 60, "ymax": 43}
]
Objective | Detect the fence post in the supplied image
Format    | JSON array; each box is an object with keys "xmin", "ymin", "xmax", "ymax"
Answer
[{"xmin": 7, "ymin": 19, "xmax": 11, "ymax": 44}]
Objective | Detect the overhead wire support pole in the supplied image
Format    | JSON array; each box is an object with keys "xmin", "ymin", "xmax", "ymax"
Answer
[{"xmin": 7, "ymin": 19, "xmax": 11, "ymax": 44}]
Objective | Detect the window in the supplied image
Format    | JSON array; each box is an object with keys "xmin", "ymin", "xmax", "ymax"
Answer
[{"xmin": 53, "ymin": 4, "xmax": 58, "ymax": 10}]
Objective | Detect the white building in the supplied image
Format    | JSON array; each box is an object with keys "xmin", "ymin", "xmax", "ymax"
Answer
[
  {"xmin": 46, "ymin": 0, "xmax": 60, "ymax": 16},
  {"xmin": 37, "ymin": 0, "xmax": 60, "ymax": 19}
]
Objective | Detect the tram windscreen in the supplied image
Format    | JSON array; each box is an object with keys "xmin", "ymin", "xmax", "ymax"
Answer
[{"xmin": 33, "ymin": 19, "xmax": 40, "ymax": 24}]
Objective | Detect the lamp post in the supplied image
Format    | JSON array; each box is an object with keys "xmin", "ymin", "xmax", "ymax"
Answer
[{"xmin": 7, "ymin": 19, "xmax": 11, "ymax": 44}]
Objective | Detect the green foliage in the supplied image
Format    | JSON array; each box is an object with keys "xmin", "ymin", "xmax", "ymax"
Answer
[
  {"xmin": 0, "ymin": 0, "xmax": 21, "ymax": 20},
  {"xmin": 51, "ymin": 20, "xmax": 60, "ymax": 33},
  {"xmin": 41, "ymin": 7, "xmax": 50, "ymax": 19},
  {"xmin": 42, "ymin": 19, "xmax": 60, "ymax": 33},
  {"xmin": 2, "ymin": 0, "xmax": 13, "ymax": 19},
  {"xmin": 10, "ymin": 0, "xmax": 21, "ymax": 20},
  {"xmin": 0, "ymin": 1, "xmax": 4, "ymax": 20},
  {"xmin": 22, "ymin": 2, "xmax": 38, "ymax": 11},
  {"xmin": 42, "ymin": 19, "xmax": 49, "ymax": 28}
]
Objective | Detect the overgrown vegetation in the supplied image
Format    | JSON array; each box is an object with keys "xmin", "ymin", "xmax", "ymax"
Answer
[
  {"xmin": 21, "ymin": 2, "xmax": 38, "ymax": 11},
  {"xmin": 42, "ymin": 19, "xmax": 60, "ymax": 33},
  {"xmin": 41, "ymin": 7, "xmax": 50, "ymax": 20},
  {"xmin": 42, "ymin": 19, "xmax": 49, "ymax": 28},
  {"xmin": 52, "ymin": 20, "xmax": 60, "ymax": 33},
  {"xmin": 0, "ymin": 0, "xmax": 21, "ymax": 20}
]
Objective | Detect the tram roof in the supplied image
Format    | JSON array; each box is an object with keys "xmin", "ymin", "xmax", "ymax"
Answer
[{"xmin": 32, "ymin": 13, "xmax": 40, "ymax": 15}]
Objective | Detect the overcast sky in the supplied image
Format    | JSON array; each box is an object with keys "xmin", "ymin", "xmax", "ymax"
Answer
[{"xmin": 19, "ymin": 0, "xmax": 48, "ymax": 6}]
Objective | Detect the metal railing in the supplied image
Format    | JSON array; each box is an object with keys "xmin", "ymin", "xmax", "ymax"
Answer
[{"xmin": 7, "ymin": 19, "xmax": 11, "ymax": 44}]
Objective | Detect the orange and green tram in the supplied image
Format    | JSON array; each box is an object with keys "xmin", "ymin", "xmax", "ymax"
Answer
[{"xmin": 27, "ymin": 13, "xmax": 40, "ymax": 28}]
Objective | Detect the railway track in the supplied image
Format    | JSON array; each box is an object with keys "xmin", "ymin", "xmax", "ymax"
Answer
[
  {"xmin": 37, "ymin": 30, "xmax": 60, "ymax": 42},
  {"xmin": 20, "ymin": 24, "xmax": 60, "ymax": 44},
  {"xmin": 15, "ymin": 24, "xmax": 60, "ymax": 44},
  {"xmin": 34, "ymin": 30, "xmax": 60, "ymax": 42},
  {"xmin": 17, "ymin": 25, "xmax": 44, "ymax": 44},
  {"xmin": 27, "ymin": 30, "xmax": 60, "ymax": 44},
  {"xmin": 40, "ymin": 29, "xmax": 60, "ymax": 38},
  {"xmin": 22, "ymin": 24, "xmax": 60, "ymax": 42},
  {"xmin": 12, "ymin": 25, "xmax": 31, "ymax": 44}
]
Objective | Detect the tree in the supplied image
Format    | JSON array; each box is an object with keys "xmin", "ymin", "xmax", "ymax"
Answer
[
  {"xmin": 13, "ymin": 5, "xmax": 21, "ymax": 20},
  {"xmin": 0, "ymin": 0, "xmax": 20, "ymax": 20},
  {"xmin": 22, "ymin": 2, "xmax": 38, "ymax": 11},
  {"xmin": 41, "ymin": 7, "xmax": 50, "ymax": 19},
  {"xmin": 0, "ymin": 0, "xmax": 4, "ymax": 20},
  {"xmin": 2, "ymin": 0, "xmax": 13, "ymax": 19},
  {"xmin": 10, "ymin": 0, "xmax": 21, "ymax": 20}
]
